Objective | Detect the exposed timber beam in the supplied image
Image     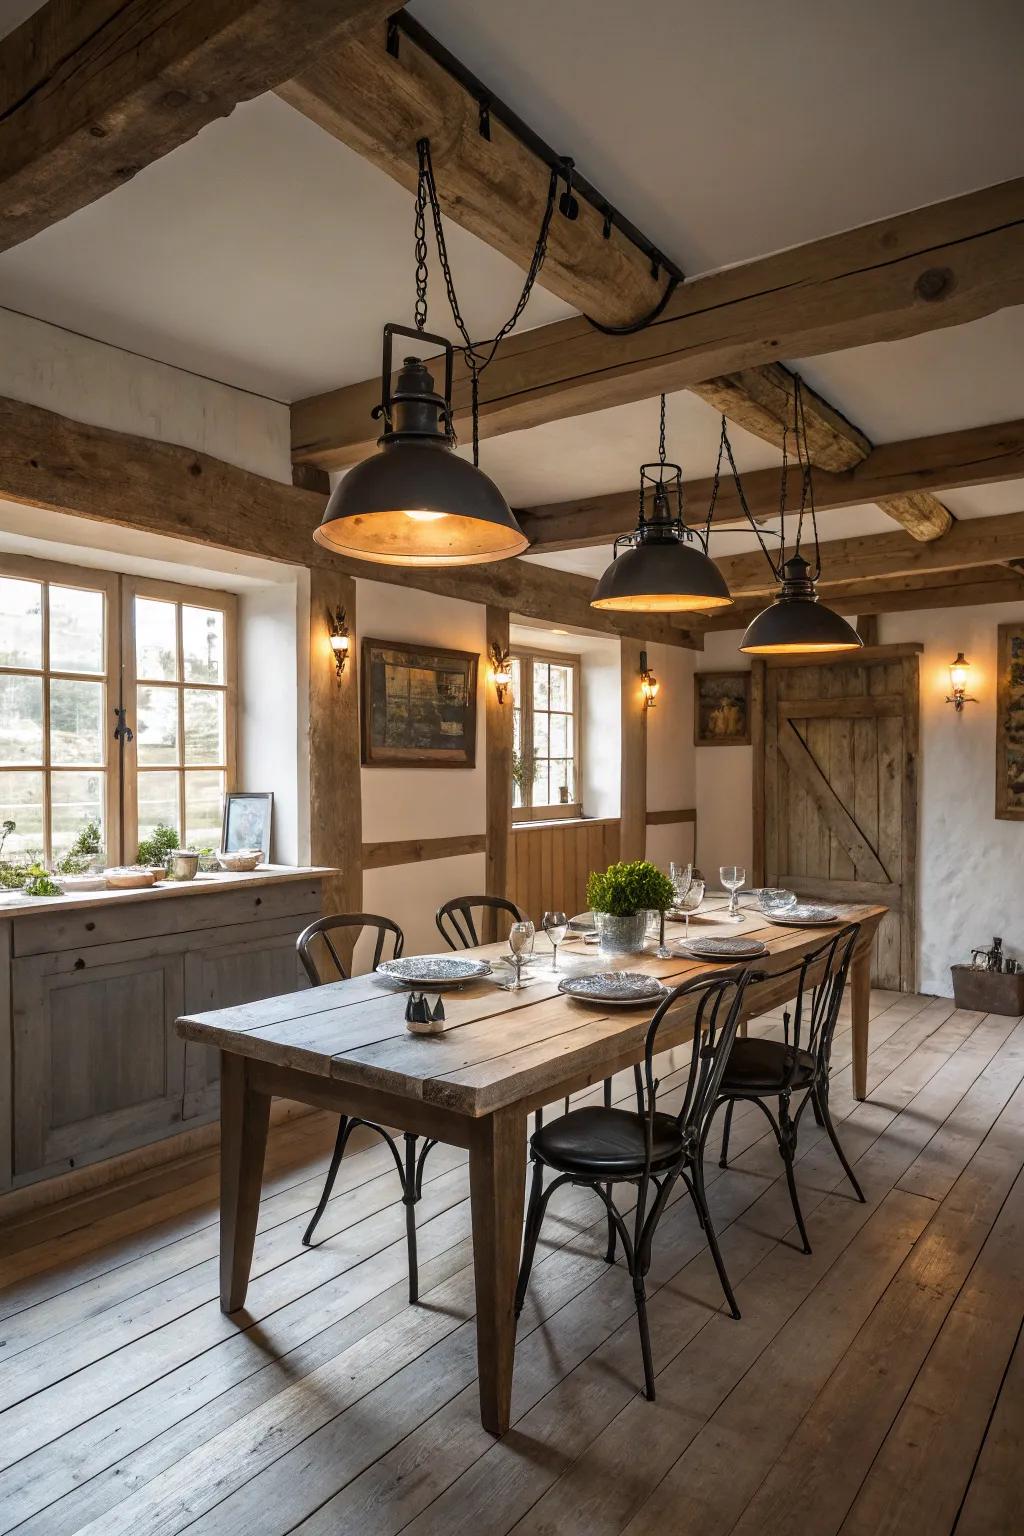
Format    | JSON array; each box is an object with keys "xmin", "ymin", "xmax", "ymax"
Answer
[
  {"xmin": 276, "ymin": 17, "xmax": 669, "ymax": 330},
  {"xmin": 517, "ymin": 417, "xmax": 1024, "ymax": 552},
  {"xmin": 700, "ymin": 565, "xmax": 1024, "ymax": 630},
  {"xmin": 0, "ymin": 0, "xmax": 396, "ymax": 253},
  {"xmin": 713, "ymin": 510, "xmax": 1024, "ymax": 598},
  {"xmin": 291, "ymin": 178, "xmax": 1024, "ymax": 471},
  {"xmin": 0, "ymin": 393, "xmax": 694, "ymax": 648}
]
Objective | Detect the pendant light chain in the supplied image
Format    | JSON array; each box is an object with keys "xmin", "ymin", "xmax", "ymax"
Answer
[{"xmin": 413, "ymin": 138, "xmax": 558, "ymax": 465}]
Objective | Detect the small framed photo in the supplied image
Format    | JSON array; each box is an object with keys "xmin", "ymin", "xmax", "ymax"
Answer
[
  {"xmin": 221, "ymin": 792, "xmax": 274, "ymax": 860},
  {"xmin": 694, "ymin": 671, "xmax": 752, "ymax": 747}
]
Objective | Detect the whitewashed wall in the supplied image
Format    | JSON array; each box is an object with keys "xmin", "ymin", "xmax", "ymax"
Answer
[
  {"xmin": 694, "ymin": 633, "xmax": 753, "ymax": 882},
  {"xmin": 645, "ymin": 641, "xmax": 697, "ymax": 870}
]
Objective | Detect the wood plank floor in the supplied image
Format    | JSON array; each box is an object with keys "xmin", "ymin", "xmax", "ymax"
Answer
[{"xmin": 2, "ymin": 990, "xmax": 1023, "ymax": 1536}]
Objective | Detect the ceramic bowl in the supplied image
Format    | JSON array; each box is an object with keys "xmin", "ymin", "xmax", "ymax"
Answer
[
  {"xmin": 104, "ymin": 866, "xmax": 160, "ymax": 890},
  {"xmin": 216, "ymin": 849, "xmax": 263, "ymax": 872}
]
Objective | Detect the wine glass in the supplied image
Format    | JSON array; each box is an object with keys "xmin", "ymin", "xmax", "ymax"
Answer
[
  {"xmin": 676, "ymin": 877, "xmax": 705, "ymax": 938},
  {"xmin": 542, "ymin": 910, "xmax": 568, "ymax": 971},
  {"xmin": 508, "ymin": 920, "xmax": 535, "ymax": 990},
  {"xmin": 719, "ymin": 865, "xmax": 746, "ymax": 922},
  {"xmin": 670, "ymin": 861, "xmax": 693, "ymax": 908}
]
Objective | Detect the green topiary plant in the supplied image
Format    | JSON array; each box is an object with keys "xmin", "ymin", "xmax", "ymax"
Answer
[
  {"xmin": 136, "ymin": 822, "xmax": 179, "ymax": 867},
  {"xmin": 586, "ymin": 859, "xmax": 675, "ymax": 917},
  {"xmin": 23, "ymin": 865, "xmax": 62, "ymax": 897},
  {"xmin": 54, "ymin": 818, "xmax": 102, "ymax": 875}
]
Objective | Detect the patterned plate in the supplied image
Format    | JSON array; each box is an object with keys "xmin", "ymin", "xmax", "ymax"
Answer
[
  {"xmin": 376, "ymin": 956, "xmax": 492, "ymax": 988},
  {"xmin": 675, "ymin": 936, "xmax": 768, "ymax": 960},
  {"xmin": 763, "ymin": 904, "xmax": 840, "ymax": 927},
  {"xmin": 558, "ymin": 972, "xmax": 667, "ymax": 1006}
]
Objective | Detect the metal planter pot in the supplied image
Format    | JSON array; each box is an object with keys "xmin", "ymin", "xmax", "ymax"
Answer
[{"xmin": 595, "ymin": 910, "xmax": 648, "ymax": 956}]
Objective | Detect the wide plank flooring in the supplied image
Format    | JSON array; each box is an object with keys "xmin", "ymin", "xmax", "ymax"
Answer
[{"xmin": 2, "ymin": 990, "xmax": 1023, "ymax": 1536}]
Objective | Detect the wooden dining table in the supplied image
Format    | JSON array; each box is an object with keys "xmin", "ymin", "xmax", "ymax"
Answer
[{"xmin": 176, "ymin": 899, "xmax": 885, "ymax": 1436}]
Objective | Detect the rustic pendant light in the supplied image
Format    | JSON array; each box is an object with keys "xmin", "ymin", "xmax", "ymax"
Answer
[
  {"xmin": 314, "ymin": 140, "xmax": 536, "ymax": 568},
  {"xmin": 591, "ymin": 396, "xmax": 732, "ymax": 613}
]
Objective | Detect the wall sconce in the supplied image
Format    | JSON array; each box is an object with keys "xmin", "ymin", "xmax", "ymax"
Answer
[
  {"xmin": 489, "ymin": 642, "xmax": 513, "ymax": 704},
  {"xmin": 946, "ymin": 652, "xmax": 977, "ymax": 712},
  {"xmin": 328, "ymin": 606, "xmax": 350, "ymax": 678},
  {"xmin": 640, "ymin": 649, "xmax": 659, "ymax": 709}
]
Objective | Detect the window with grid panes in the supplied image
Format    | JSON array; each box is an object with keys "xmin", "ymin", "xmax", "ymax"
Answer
[
  {"xmin": 0, "ymin": 556, "xmax": 236, "ymax": 866},
  {"xmin": 510, "ymin": 649, "xmax": 582, "ymax": 820}
]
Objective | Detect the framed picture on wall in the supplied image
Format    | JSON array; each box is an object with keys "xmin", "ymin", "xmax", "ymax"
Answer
[
  {"xmin": 996, "ymin": 623, "xmax": 1024, "ymax": 820},
  {"xmin": 221, "ymin": 792, "xmax": 274, "ymax": 860},
  {"xmin": 693, "ymin": 670, "xmax": 752, "ymax": 747},
  {"xmin": 361, "ymin": 638, "xmax": 478, "ymax": 768}
]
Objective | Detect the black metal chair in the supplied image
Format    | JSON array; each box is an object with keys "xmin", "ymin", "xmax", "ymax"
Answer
[
  {"xmin": 296, "ymin": 912, "xmax": 436, "ymax": 1302},
  {"xmin": 515, "ymin": 966, "xmax": 754, "ymax": 1401},
  {"xmin": 715, "ymin": 923, "xmax": 864, "ymax": 1255},
  {"xmin": 436, "ymin": 894, "xmax": 527, "ymax": 949}
]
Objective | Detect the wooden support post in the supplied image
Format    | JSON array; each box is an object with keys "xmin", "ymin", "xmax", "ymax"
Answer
[
  {"xmin": 308, "ymin": 568, "xmax": 361, "ymax": 931},
  {"xmin": 620, "ymin": 640, "xmax": 648, "ymax": 861},
  {"xmin": 856, "ymin": 615, "xmax": 880, "ymax": 645},
  {"xmin": 484, "ymin": 606, "xmax": 513, "ymax": 941}
]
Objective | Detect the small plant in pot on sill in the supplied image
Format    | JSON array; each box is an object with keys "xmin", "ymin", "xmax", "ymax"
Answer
[{"xmin": 586, "ymin": 859, "xmax": 675, "ymax": 955}]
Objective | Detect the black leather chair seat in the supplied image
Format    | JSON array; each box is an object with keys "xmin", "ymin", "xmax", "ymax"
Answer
[
  {"xmin": 531, "ymin": 1106, "xmax": 684, "ymax": 1177},
  {"xmin": 721, "ymin": 1036, "xmax": 816, "ymax": 1092}
]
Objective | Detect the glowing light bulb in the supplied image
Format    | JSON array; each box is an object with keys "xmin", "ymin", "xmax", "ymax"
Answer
[{"xmin": 403, "ymin": 509, "xmax": 447, "ymax": 522}]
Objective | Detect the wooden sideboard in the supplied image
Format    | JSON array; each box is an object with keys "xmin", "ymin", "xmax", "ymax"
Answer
[{"xmin": 0, "ymin": 868, "xmax": 326, "ymax": 1195}]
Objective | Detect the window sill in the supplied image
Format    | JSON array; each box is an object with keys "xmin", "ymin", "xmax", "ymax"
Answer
[{"xmin": 512, "ymin": 815, "xmax": 616, "ymax": 831}]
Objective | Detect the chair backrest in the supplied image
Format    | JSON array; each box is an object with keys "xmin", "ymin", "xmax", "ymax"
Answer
[
  {"xmin": 644, "ymin": 965, "xmax": 753, "ymax": 1147},
  {"xmin": 436, "ymin": 894, "xmax": 526, "ymax": 950},
  {"xmin": 762, "ymin": 922, "xmax": 861, "ymax": 1086},
  {"xmin": 296, "ymin": 912, "xmax": 404, "ymax": 987}
]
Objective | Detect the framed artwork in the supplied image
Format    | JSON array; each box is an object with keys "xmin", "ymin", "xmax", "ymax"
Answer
[
  {"xmin": 221, "ymin": 792, "xmax": 274, "ymax": 859},
  {"xmin": 694, "ymin": 670, "xmax": 752, "ymax": 747},
  {"xmin": 361, "ymin": 638, "xmax": 478, "ymax": 768},
  {"xmin": 996, "ymin": 623, "xmax": 1024, "ymax": 820}
]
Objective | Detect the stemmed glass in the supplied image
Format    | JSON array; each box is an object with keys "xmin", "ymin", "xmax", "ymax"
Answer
[
  {"xmin": 542, "ymin": 910, "xmax": 568, "ymax": 971},
  {"xmin": 719, "ymin": 865, "xmax": 746, "ymax": 923},
  {"xmin": 670, "ymin": 862, "xmax": 693, "ymax": 907},
  {"xmin": 676, "ymin": 876, "xmax": 705, "ymax": 938},
  {"xmin": 508, "ymin": 920, "xmax": 535, "ymax": 991}
]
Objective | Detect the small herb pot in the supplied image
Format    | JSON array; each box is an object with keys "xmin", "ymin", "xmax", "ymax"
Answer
[
  {"xmin": 166, "ymin": 850, "xmax": 200, "ymax": 881},
  {"xmin": 594, "ymin": 910, "xmax": 648, "ymax": 956}
]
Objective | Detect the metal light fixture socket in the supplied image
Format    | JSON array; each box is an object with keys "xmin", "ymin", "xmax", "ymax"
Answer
[
  {"xmin": 739, "ymin": 555, "xmax": 863, "ymax": 656},
  {"xmin": 327, "ymin": 606, "xmax": 350, "ymax": 678},
  {"xmin": 640, "ymin": 649, "xmax": 659, "ymax": 708},
  {"xmin": 313, "ymin": 325, "xmax": 528, "ymax": 568},
  {"xmin": 946, "ymin": 652, "xmax": 977, "ymax": 711},
  {"xmin": 489, "ymin": 642, "xmax": 513, "ymax": 704},
  {"xmin": 592, "ymin": 468, "xmax": 733, "ymax": 614}
]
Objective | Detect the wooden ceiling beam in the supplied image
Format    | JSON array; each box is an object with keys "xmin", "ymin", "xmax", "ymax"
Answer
[
  {"xmin": 0, "ymin": 0, "xmax": 397, "ymax": 253},
  {"xmin": 292, "ymin": 178, "xmax": 1024, "ymax": 470},
  {"xmin": 699, "ymin": 565, "xmax": 1024, "ymax": 630},
  {"xmin": 276, "ymin": 18, "xmax": 669, "ymax": 331},
  {"xmin": 0, "ymin": 393, "xmax": 695, "ymax": 648},
  {"xmin": 517, "ymin": 417, "xmax": 1024, "ymax": 552}
]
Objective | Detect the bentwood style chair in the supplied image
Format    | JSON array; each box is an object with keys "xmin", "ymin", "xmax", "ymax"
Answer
[
  {"xmin": 715, "ymin": 923, "xmax": 864, "ymax": 1255},
  {"xmin": 436, "ymin": 894, "xmax": 526, "ymax": 950},
  {"xmin": 515, "ymin": 967, "xmax": 754, "ymax": 1400},
  {"xmin": 296, "ymin": 913, "xmax": 436, "ymax": 1302}
]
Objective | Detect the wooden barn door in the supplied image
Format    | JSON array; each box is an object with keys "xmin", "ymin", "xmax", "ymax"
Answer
[{"xmin": 753, "ymin": 644, "xmax": 920, "ymax": 990}]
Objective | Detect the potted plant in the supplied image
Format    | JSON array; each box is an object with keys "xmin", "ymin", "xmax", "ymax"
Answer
[{"xmin": 586, "ymin": 859, "xmax": 675, "ymax": 955}]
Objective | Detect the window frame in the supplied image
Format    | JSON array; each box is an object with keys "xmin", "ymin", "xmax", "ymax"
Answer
[
  {"xmin": 0, "ymin": 552, "xmax": 122, "ymax": 865},
  {"xmin": 121, "ymin": 575, "xmax": 238, "ymax": 858},
  {"xmin": 511, "ymin": 646, "xmax": 583, "ymax": 823}
]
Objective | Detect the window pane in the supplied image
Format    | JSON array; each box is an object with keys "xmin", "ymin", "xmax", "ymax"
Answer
[
  {"xmin": 136, "ymin": 771, "xmax": 180, "ymax": 850},
  {"xmin": 0, "ymin": 675, "xmax": 43, "ymax": 764},
  {"xmin": 137, "ymin": 685, "xmax": 179, "ymax": 765},
  {"xmin": 510, "ymin": 657, "xmax": 522, "ymax": 706},
  {"xmin": 552, "ymin": 759, "xmax": 574, "ymax": 800},
  {"xmin": 0, "ymin": 578, "xmax": 42, "ymax": 669},
  {"xmin": 533, "ymin": 713, "xmax": 549, "ymax": 757},
  {"xmin": 135, "ymin": 598, "xmax": 177, "ymax": 681},
  {"xmin": 51, "ymin": 773, "xmax": 104, "ymax": 859},
  {"xmin": 184, "ymin": 770, "xmax": 224, "ymax": 850},
  {"xmin": 50, "ymin": 679, "xmax": 104, "ymax": 765},
  {"xmin": 184, "ymin": 689, "xmax": 224, "ymax": 764},
  {"xmin": 549, "ymin": 665, "xmax": 572, "ymax": 711},
  {"xmin": 0, "ymin": 772, "xmax": 44, "ymax": 860},
  {"xmin": 50, "ymin": 586, "xmax": 104, "ymax": 675},
  {"xmin": 549, "ymin": 713, "xmax": 569, "ymax": 757},
  {"xmin": 533, "ymin": 663, "xmax": 549, "ymax": 709},
  {"xmin": 182, "ymin": 606, "xmax": 224, "ymax": 684}
]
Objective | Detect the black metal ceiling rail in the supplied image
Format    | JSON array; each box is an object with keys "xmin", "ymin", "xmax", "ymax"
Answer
[{"xmin": 386, "ymin": 10, "xmax": 685, "ymax": 305}]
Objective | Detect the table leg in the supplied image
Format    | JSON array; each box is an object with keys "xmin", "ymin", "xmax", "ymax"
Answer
[
  {"xmin": 469, "ymin": 1104, "xmax": 527, "ymax": 1436},
  {"xmin": 850, "ymin": 940, "xmax": 871, "ymax": 1102},
  {"xmin": 219, "ymin": 1050, "xmax": 271, "ymax": 1313}
]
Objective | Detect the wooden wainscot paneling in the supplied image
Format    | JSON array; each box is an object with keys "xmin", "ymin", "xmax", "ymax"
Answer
[{"xmin": 509, "ymin": 819, "xmax": 621, "ymax": 924}]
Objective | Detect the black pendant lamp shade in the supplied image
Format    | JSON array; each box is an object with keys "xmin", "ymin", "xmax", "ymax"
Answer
[
  {"xmin": 314, "ymin": 326, "xmax": 528, "ymax": 568},
  {"xmin": 591, "ymin": 521, "xmax": 732, "ymax": 613},
  {"xmin": 739, "ymin": 556, "xmax": 863, "ymax": 655}
]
